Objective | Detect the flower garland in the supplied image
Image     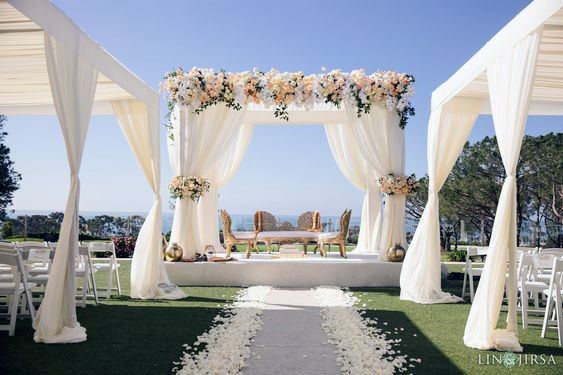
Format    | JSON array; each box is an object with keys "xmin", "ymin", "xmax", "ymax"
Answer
[
  {"xmin": 315, "ymin": 287, "xmax": 419, "ymax": 374},
  {"xmin": 169, "ymin": 176, "xmax": 210, "ymax": 201},
  {"xmin": 377, "ymin": 173, "xmax": 418, "ymax": 196},
  {"xmin": 161, "ymin": 67, "xmax": 415, "ymax": 132},
  {"xmin": 174, "ymin": 286, "xmax": 272, "ymax": 375}
]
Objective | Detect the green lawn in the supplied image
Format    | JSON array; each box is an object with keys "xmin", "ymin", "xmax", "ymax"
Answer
[
  {"xmin": 353, "ymin": 266, "xmax": 563, "ymax": 374},
  {"xmin": 1, "ymin": 262, "xmax": 562, "ymax": 374},
  {"xmin": 0, "ymin": 261, "xmax": 240, "ymax": 374}
]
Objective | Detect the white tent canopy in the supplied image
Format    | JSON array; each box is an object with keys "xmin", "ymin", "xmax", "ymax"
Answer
[
  {"xmin": 0, "ymin": 0, "xmax": 156, "ymax": 115},
  {"xmin": 432, "ymin": 0, "xmax": 563, "ymax": 115},
  {"xmin": 400, "ymin": 0, "xmax": 563, "ymax": 352},
  {"xmin": 0, "ymin": 0, "xmax": 184, "ymax": 344}
]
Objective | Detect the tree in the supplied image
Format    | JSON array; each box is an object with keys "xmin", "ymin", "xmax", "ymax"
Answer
[
  {"xmin": 0, "ymin": 116, "xmax": 21, "ymax": 220},
  {"xmin": 408, "ymin": 133, "xmax": 562, "ymax": 249}
]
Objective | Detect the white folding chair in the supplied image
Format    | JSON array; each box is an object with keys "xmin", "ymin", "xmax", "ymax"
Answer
[
  {"xmin": 541, "ymin": 258, "xmax": 563, "ymax": 346},
  {"xmin": 540, "ymin": 248, "xmax": 563, "ymax": 256},
  {"xmin": 0, "ymin": 249, "xmax": 36, "ymax": 336},
  {"xmin": 76, "ymin": 245, "xmax": 98, "ymax": 307},
  {"xmin": 518, "ymin": 254, "xmax": 550, "ymax": 329},
  {"xmin": 534, "ymin": 252, "xmax": 557, "ymax": 284},
  {"xmin": 16, "ymin": 241, "xmax": 51, "ymax": 278},
  {"xmin": 88, "ymin": 242, "xmax": 121, "ymax": 299},
  {"xmin": 462, "ymin": 246, "xmax": 487, "ymax": 302}
]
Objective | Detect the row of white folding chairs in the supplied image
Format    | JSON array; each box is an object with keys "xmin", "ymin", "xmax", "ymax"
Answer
[
  {"xmin": 0, "ymin": 248, "xmax": 36, "ymax": 336},
  {"xmin": 519, "ymin": 253, "xmax": 563, "ymax": 345},
  {"xmin": 462, "ymin": 246, "xmax": 541, "ymax": 302},
  {"xmin": 1, "ymin": 241, "xmax": 121, "ymax": 307}
]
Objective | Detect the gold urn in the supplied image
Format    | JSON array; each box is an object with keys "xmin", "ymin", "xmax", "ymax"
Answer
[
  {"xmin": 387, "ymin": 243, "xmax": 406, "ymax": 262},
  {"xmin": 162, "ymin": 235, "xmax": 169, "ymax": 261},
  {"xmin": 165, "ymin": 242, "xmax": 183, "ymax": 262}
]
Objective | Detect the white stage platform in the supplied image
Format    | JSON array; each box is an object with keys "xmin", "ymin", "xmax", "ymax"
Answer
[{"xmin": 165, "ymin": 252, "xmax": 403, "ymax": 287}]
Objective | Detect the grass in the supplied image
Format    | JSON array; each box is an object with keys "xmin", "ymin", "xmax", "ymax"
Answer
[
  {"xmin": 2, "ymin": 262, "xmax": 562, "ymax": 374},
  {"xmin": 352, "ymin": 266, "xmax": 563, "ymax": 374},
  {"xmin": 0, "ymin": 261, "xmax": 240, "ymax": 374}
]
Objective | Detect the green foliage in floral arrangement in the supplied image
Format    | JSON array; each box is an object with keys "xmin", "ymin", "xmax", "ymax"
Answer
[{"xmin": 447, "ymin": 249, "xmax": 466, "ymax": 262}]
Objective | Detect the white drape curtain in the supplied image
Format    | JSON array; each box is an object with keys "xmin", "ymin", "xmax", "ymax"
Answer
[
  {"xmin": 168, "ymin": 104, "xmax": 246, "ymax": 259},
  {"xmin": 346, "ymin": 106, "xmax": 405, "ymax": 259},
  {"xmin": 400, "ymin": 97, "xmax": 481, "ymax": 304},
  {"xmin": 33, "ymin": 34, "xmax": 97, "ymax": 344},
  {"xmin": 324, "ymin": 123, "xmax": 379, "ymax": 253},
  {"xmin": 112, "ymin": 100, "xmax": 186, "ymax": 300},
  {"xmin": 199, "ymin": 124, "xmax": 254, "ymax": 249},
  {"xmin": 464, "ymin": 30, "xmax": 541, "ymax": 351}
]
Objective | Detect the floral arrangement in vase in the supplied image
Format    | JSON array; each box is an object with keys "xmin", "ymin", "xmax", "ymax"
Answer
[
  {"xmin": 377, "ymin": 173, "xmax": 418, "ymax": 195},
  {"xmin": 169, "ymin": 176, "xmax": 210, "ymax": 201},
  {"xmin": 161, "ymin": 67, "xmax": 415, "ymax": 133}
]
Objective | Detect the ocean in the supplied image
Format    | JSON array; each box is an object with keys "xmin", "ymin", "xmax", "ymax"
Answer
[{"xmin": 11, "ymin": 210, "xmax": 363, "ymax": 233}]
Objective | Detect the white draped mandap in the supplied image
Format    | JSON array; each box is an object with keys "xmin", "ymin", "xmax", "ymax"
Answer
[
  {"xmin": 0, "ymin": 0, "xmax": 184, "ymax": 344},
  {"xmin": 400, "ymin": 0, "xmax": 563, "ymax": 351},
  {"xmin": 168, "ymin": 102, "xmax": 407, "ymax": 261}
]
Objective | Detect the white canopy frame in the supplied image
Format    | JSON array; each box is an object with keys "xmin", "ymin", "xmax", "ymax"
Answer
[
  {"xmin": 168, "ymin": 101, "xmax": 407, "ymax": 260},
  {"xmin": 0, "ymin": 0, "xmax": 184, "ymax": 344},
  {"xmin": 400, "ymin": 0, "xmax": 563, "ymax": 351}
]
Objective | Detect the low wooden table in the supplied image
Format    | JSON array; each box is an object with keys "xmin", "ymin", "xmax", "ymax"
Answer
[{"xmin": 255, "ymin": 231, "xmax": 320, "ymax": 253}]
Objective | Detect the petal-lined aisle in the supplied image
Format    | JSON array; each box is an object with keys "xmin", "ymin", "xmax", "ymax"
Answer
[{"xmin": 244, "ymin": 289, "xmax": 340, "ymax": 375}]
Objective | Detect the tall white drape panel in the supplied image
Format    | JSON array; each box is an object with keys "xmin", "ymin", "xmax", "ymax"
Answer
[
  {"xmin": 33, "ymin": 34, "xmax": 97, "ymax": 344},
  {"xmin": 464, "ymin": 30, "xmax": 541, "ymax": 351},
  {"xmin": 324, "ymin": 123, "xmax": 378, "ymax": 253},
  {"xmin": 400, "ymin": 98, "xmax": 481, "ymax": 304},
  {"xmin": 346, "ymin": 106, "xmax": 405, "ymax": 260},
  {"xmin": 112, "ymin": 100, "xmax": 186, "ymax": 300},
  {"xmin": 168, "ymin": 104, "xmax": 245, "ymax": 258},
  {"xmin": 199, "ymin": 124, "xmax": 254, "ymax": 249}
]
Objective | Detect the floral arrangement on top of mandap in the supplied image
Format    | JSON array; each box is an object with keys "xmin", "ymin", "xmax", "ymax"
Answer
[
  {"xmin": 377, "ymin": 173, "xmax": 418, "ymax": 195},
  {"xmin": 169, "ymin": 175, "xmax": 210, "ymax": 201},
  {"xmin": 160, "ymin": 67, "xmax": 415, "ymax": 130}
]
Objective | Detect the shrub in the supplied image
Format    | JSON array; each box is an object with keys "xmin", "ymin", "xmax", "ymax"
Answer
[
  {"xmin": 112, "ymin": 236, "xmax": 136, "ymax": 258},
  {"xmin": 447, "ymin": 249, "xmax": 466, "ymax": 262}
]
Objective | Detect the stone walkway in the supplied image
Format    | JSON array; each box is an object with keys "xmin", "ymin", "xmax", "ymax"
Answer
[{"xmin": 243, "ymin": 288, "xmax": 340, "ymax": 375}]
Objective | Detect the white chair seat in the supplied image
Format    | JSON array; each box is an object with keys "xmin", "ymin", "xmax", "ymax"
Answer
[
  {"xmin": 0, "ymin": 281, "xmax": 36, "ymax": 293},
  {"xmin": 28, "ymin": 274, "xmax": 49, "ymax": 284},
  {"xmin": 232, "ymin": 231, "xmax": 256, "ymax": 240},
  {"xmin": 92, "ymin": 263, "xmax": 120, "ymax": 271},
  {"xmin": 522, "ymin": 280, "xmax": 549, "ymax": 291},
  {"xmin": 317, "ymin": 232, "xmax": 340, "ymax": 240}
]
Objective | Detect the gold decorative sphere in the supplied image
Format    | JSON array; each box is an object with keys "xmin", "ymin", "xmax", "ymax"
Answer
[
  {"xmin": 165, "ymin": 243, "xmax": 183, "ymax": 262},
  {"xmin": 387, "ymin": 243, "xmax": 406, "ymax": 262}
]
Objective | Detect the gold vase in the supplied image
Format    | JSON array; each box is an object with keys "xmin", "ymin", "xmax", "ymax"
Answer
[
  {"xmin": 165, "ymin": 243, "xmax": 183, "ymax": 262},
  {"xmin": 387, "ymin": 243, "xmax": 406, "ymax": 262},
  {"xmin": 162, "ymin": 235, "xmax": 169, "ymax": 261}
]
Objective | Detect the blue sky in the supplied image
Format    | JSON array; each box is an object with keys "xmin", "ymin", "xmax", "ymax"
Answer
[{"xmin": 6, "ymin": 0, "xmax": 561, "ymax": 216}]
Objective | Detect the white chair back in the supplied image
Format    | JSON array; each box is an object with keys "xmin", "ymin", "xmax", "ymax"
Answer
[
  {"xmin": 540, "ymin": 248, "xmax": 563, "ymax": 256},
  {"xmin": 467, "ymin": 246, "xmax": 488, "ymax": 257},
  {"xmin": 534, "ymin": 253, "xmax": 557, "ymax": 272},
  {"xmin": 88, "ymin": 242, "xmax": 115, "ymax": 255}
]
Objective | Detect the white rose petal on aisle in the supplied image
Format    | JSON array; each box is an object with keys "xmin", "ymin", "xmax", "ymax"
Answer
[
  {"xmin": 174, "ymin": 286, "xmax": 272, "ymax": 375},
  {"xmin": 315, "ymin": 287, "xmax": 418, "ymax": 374}
]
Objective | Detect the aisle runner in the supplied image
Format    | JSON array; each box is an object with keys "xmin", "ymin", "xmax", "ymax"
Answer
[{"xmin": 244, "ymin": 289, "xmax": 340, "ymax": 375}]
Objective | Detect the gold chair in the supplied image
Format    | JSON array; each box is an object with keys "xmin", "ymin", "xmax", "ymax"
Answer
[
  {"xmin": 254, "ymin": 211, "xmax": 278, "ymax": 253},
  {"xmin": 297, "ymin": 211, "xmax": 322, "ymax": 253},
  {"xmin": 318, "ymin": 209, "xmax": 351, "ymax": 258},
  {"xmin": 220, "ymin": 209, "xmax": 256, "ymax": 258}
]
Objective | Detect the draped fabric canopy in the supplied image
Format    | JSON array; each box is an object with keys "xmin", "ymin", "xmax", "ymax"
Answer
[
  {"xmin": 401, "ymin": 0, "xmax": 563, "ymax": 351},
  {"xmin": 0, "ymin": 0, "xmax": 182, "ymax": 343},
  {"xmin": 169, "ymin": 101, "xmax": 409, "ymax": 260}
]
